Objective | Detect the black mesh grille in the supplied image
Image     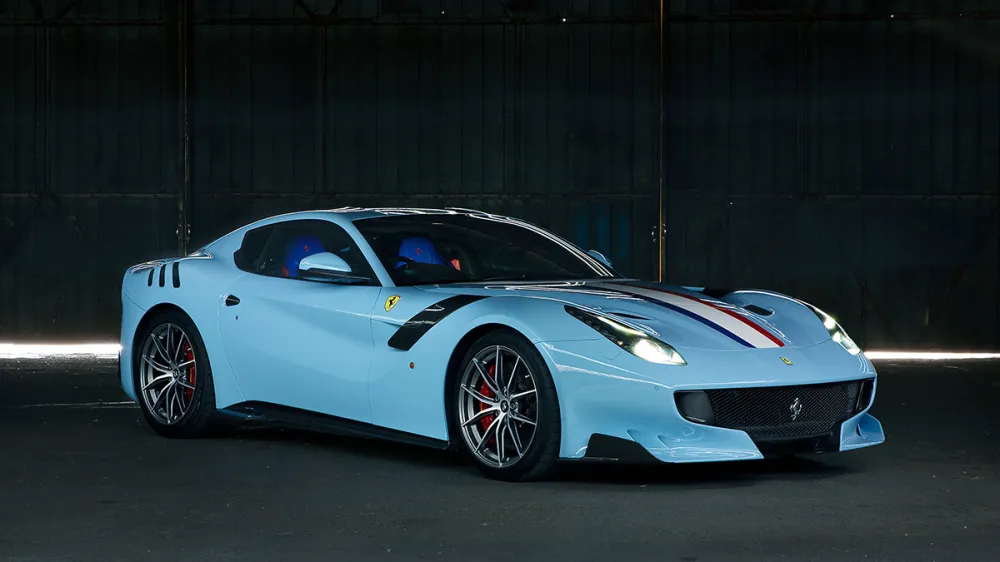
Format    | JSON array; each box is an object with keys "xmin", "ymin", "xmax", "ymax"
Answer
[{"xmin": 700, "ymin": 379, "xmax": 870, "ymax": 440}]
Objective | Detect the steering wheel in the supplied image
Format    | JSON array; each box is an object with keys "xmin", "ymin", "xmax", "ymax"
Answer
[{"xmin": 394, "ymin": 256, "xmax": 418, "ymax": 277}]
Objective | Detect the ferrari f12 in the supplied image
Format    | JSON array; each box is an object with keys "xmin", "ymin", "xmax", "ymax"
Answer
[{"xmin": 119, "ymin": 208, "xmax": 884, "ymax": 481}]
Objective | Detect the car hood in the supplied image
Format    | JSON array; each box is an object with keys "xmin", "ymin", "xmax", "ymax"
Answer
[{"xmin": 415, "ymin": 279, "xmax": 833, "ymax": 352}]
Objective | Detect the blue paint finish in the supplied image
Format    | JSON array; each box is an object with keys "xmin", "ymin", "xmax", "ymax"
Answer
[
  {"xmin": 639, "ymin": 298, "xmax": 755, "ymax": 348},
  {"xmin": 119, "ymin": 253, "xmax": 248, "ymax": 409},
  {"xmin": 216, "ymin": 274, "xmax": 380, "ymax": 422},
  {"xmin": 119, "ymin": 208, "xmax": 884, "ymax": 467},
  {"xmin": 540, "ymin": 337, "xmax": 882, "ymax": 461}
]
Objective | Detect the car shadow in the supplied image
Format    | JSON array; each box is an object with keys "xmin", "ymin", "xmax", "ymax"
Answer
[
  {"xmin": 222, "ymin": 424, "xmax": 469, "ymax": 469},
  {"xmin": 219, "ymin": 423, "xmax": 856, "ymax": 486},
  {"xmin": 556, "ymin": 454, "xmax": 855, "ymax": 487}
]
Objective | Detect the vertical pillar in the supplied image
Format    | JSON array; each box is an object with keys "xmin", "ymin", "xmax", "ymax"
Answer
[
  {"xmin": 656, "ymin": 0, "xmax": 667, "ymax": 281},
  {"xmin": 177, "ymin": 0, "xmax": 192, "ymax": 254}
]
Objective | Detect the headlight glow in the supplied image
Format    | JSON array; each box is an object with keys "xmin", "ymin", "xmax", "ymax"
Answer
[
  {"xmin": 564, "ymin": 306, "xmax": 686, "ymax": 365},
  {"xmin": 832, "ymin": 329, "xmax": 861, "ymax": 355},
  {"xmin": 810, "ymin": 306, "xmax": 862, "ymax": 355},
  {"xmin": 631, "ymin": 338, "xmax": 687, "ymax": 365}
]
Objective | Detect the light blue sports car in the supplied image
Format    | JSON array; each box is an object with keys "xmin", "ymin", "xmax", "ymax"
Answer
[{"xmin": 119, "ymin": 207, "xmax": 884, "ymax": 481}]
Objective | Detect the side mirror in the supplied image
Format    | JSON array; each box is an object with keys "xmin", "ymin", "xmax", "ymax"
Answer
[
  {"xmin": 298, "ymin": 252, "xmax": 369, "ymax": 283},
  {"xmin": 587, "ymin": 249, "xmax": 612, "ymax": 268}
]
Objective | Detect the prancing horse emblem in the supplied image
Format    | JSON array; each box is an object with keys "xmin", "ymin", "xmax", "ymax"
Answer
[
  {"xmin": 780, "ymin": 356, "xmax": 793, "ymax": 365},
  {"xmin": 789, "ymin": 397, "xmax": 803, "ymax": 421}
]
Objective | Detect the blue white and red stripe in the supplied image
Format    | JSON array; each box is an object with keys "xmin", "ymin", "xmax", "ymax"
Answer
[{"xmin": 595, "ymin": 283, "xmax": 786, "ymax": 349}]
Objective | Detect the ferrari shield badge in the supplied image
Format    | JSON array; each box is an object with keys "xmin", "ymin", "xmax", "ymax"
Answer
[
  {"xmin": 385, "ymin": 295, "xmax": 401, "ymax": 312},
  {"xmin": 780, "ymin": 356, "xmax": 793, "ymax": 366}
]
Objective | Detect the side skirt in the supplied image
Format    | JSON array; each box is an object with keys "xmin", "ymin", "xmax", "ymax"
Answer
[{"xmin": 218, "ymin": 401, "xmax": 451, "ymax": 451}]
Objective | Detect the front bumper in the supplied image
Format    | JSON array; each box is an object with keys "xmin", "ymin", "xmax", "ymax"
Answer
[
  {"xmin": 538, "ymin": 337, "xmax": 886, "ymax": 463},
  {"xmin": 580, "ymin": 413, "xmax": 884, "ymax": 463}
]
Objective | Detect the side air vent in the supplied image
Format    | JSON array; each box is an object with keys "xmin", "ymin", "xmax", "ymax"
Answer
[
  {"xmin": 158, "ymin": 265, "xmax": 166, "ymax": 287},
  {"xmin": 743, "ymin": 304, "xmax": 773, "ymax": 316},
  {"xmin": 172, "ymin": 262, "xmax": 181, "ymax": 288},
  {"xmin": 147, "ymin": 268, "xmax": 154, "ymax": 287}
]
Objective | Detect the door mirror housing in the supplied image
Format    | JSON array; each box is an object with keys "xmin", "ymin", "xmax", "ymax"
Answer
[
  {"xmin": 298, "ymin": 252, "xmax": 370, "ymax": 283},
  {"xmin": 587, "ymin": 249, "xmax": 612, "ymax": 268}
]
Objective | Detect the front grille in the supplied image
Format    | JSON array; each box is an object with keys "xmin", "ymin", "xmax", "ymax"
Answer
[{"xmin": 685, "ymin": 379, "xmax": 871, "ymax": 441}]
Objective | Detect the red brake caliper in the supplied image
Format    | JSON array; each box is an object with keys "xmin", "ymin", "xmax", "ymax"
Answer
[
  {"xmin": 479, "ymin": 363, "xmax": 498, "ymax": 447},
  {"xmin": 185, "ymin": 344, "xmax": 196, "ymax": 400}
]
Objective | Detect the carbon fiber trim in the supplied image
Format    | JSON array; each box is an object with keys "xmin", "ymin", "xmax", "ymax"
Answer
[{"xmin": 386, "ymin": 295, "xmax": 487, "ymax": 351}]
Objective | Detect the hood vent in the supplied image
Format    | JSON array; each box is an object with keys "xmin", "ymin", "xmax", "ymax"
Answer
[{"xmin": 743, "ymin": 304, "xmax": 773, "ymax": 316}]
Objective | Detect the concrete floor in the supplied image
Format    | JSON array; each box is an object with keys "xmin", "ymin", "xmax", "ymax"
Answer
[{"xmin": 1, "ymin": 357, "xmax": 998, "ymax": 562}]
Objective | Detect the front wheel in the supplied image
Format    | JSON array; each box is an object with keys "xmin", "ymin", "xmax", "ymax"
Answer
[
  {"xmin": 133, "ymin": 309, "xmax": 217, "ymax": 438},
  {"xmin": 452, "ymin": 330, "xmax": 561, "ymax": 481}
]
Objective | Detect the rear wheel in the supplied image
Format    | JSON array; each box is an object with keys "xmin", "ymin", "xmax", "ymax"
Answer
[
  {"xmin": 134, "ymin": 309, "xmax": 216, "ymax": 438},
  {"xmin": 452, "ymin": 330, "xmax": 561, "ymax": 481}
]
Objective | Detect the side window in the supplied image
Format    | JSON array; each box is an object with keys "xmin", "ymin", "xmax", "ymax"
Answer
[
  {"xmin": 234, "ymin": 224, "xmax": 276, "ymax": 273},
  {"xmin": 235, "ymin": 220, "xmax": 376, "ymax": 283}
]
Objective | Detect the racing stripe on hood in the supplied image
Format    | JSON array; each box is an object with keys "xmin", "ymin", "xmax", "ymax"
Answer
[
  {"xmin": 387, "ymin": 294, "xmax": 488, "ymax": 351},
  {"xmin": 595, "ymin": 282, "xmax": 785, "ymax": 349}
]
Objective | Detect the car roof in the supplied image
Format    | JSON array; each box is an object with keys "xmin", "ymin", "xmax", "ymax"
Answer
[
  {"xmin": 203, "ymin": 207, "xmax": 513, "ymax": 252},
  {"xmin": 255, "ymin": 207, "xmax": 513, "ymax": 226},
  {"xmin": 323, "ymin": 207, "xmax": 502, "ymax": 221}
]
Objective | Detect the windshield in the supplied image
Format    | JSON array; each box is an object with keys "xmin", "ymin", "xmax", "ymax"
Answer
[{"xmin": 353, "ymin": 214, "xmax": 618, "ymax": 286}]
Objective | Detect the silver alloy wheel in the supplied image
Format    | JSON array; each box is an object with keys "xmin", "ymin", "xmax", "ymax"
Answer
[
  {"xmin": 457, "ymin": 345, "xmax": 539, "ymax": 468},
  {"xmin": 139, "ymin": 323, "xmax": 198, "ymax": 425}
]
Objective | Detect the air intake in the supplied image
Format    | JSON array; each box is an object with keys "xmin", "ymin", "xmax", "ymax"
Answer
[{"xmin": 743, "ymin": 304, "xmax": 773, "ymax": 316}]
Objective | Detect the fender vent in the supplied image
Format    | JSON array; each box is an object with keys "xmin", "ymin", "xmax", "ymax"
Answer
[{"xmin": 172, "ymin": 261, "xmax": 181, "ymax": 288}]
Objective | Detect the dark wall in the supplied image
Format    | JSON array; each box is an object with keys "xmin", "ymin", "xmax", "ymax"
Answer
[
  {"xmin": 1, "ymin": 0, "xmax": 999, "ymax": 350},
  {"xmin": 189, "ymin": 0, "xmax": 659, "ymax": 271},
  {"xmin": 0, "ymin": 1, "xmax": 180, "ymax": 338},
  {"xmin": 0, "ymin": 0, "xmax": 659, "ymax": 338},
  {"xmin": 664, "ymin": 1, "xmax": 1000, "ymax": 349}
]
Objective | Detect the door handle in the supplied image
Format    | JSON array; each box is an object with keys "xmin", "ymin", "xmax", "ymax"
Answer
[{"xmin": 225, "ymin": 295, "xmax": 241, "ymax": 307}]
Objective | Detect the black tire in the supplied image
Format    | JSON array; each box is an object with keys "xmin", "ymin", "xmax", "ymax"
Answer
[
  {"xmin": 450, "ymin": 330, "xmax": 561, "ymax": 482},
  {"xmin": 133, "ymin": 308, "xmax": 217, "ymax": 438}
]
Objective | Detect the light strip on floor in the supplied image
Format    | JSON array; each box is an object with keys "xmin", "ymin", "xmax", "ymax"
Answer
[
  {"xmin": 1, "ymin": 343, "xmax": 999, "ymax": 362},
  {"xmin": 863, "ymin": 351, "xmax": 1000, "ymax": 361},
  {"xmin": 0, "ymin": 343, "xmax": 122, "ymax": 359}
]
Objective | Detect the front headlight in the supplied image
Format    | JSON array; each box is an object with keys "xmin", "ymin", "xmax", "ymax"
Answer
[
  {"xmin": 809, "ymin": 305, "xmax": 861, "ymax": 355},
  {"xmin": 565, "ymin": 306, "xmax": 686, "ymax": 365}
]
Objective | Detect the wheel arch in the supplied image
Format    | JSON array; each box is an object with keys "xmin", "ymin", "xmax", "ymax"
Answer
[
  {"xmin": 442, "ymin": 322, "xmax": 558, "ymax": 446},
  {"xmin": 132, "ymin": 303, "xmax": 195, "ymax": 361}
]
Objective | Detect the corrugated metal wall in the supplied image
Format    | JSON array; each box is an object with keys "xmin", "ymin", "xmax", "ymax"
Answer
[
  {"xmin": 2, "ymin": 0, "xmax": 999, "ymax": 349},
  {"xmin": 665, "ymin": 1, "xmax": 1000, "ymax": 349},
  {"xmin": 0, "ymin": 0, "xmax": 659, "ymax": 338},
  {"xmin": 190, "ymin": 0, "xmax": 660, "ymax": 277},
  {"xmin": 0, "ymin": 0, "xmax": 180, "ymax": 338}
]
